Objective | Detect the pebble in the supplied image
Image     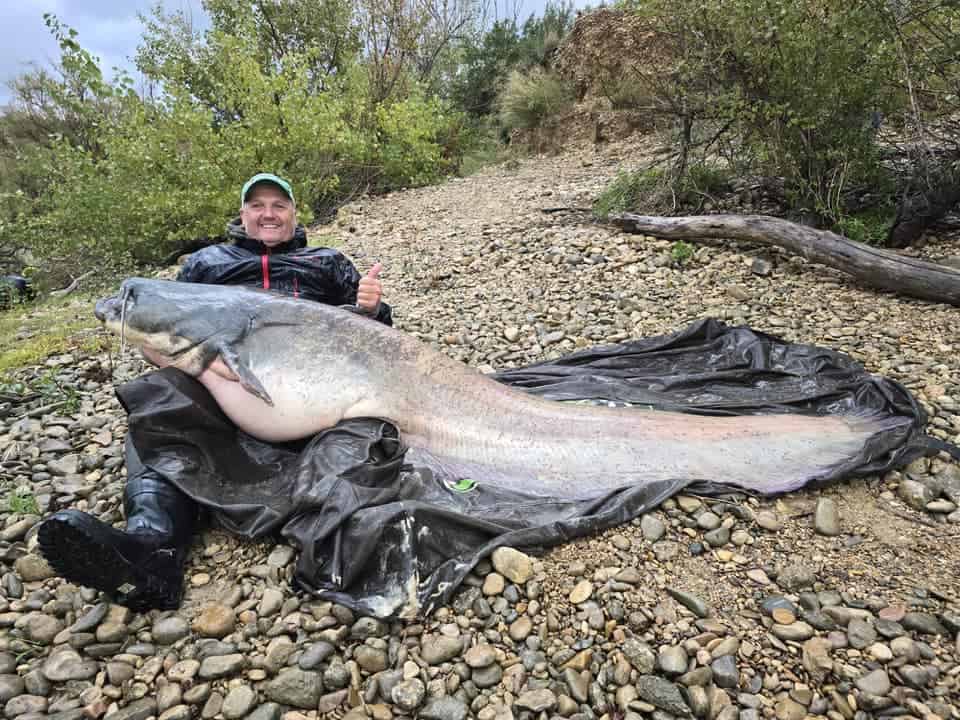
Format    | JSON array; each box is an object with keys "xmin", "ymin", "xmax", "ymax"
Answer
[
  {"xmin": 420, "ymin": 636, "xmax": 463, "ymax": 665},
  {"xmin": 755, "ymin": 510, "xmax": 781, "ymax": 531},
  {"xmin": 640, "ymin": 514, "xmax": 666, "ymax": 541},
  {"xmin": 191, "ymin": 605, "xmax": 236, "ymax": 638},
  {"xmin": 772, "ymin": 621, "xmax": 815, "ymax": 641},
  {"xmin": 635, "ymin": 675, "xmax": 691, "ymax": 716},
  {"xmin": 152, "ymin": 617, "xmax": 190, "ymax": 645},
  {"xmin": 263, "ymin": 669, "xmax": 322, "ymax": 708},
  {"xmin": 814, "ymin": 497, "xmax": 841, "ymax": 535},
  {"xmin": 568, "ymin": 579, "xmax": 593, "ymax": 603},
  {"xmin": 657, "ymin": 645, "xmax": 688, "ymax": 675},
  {"xmin": 490, "ymin": 547, "xmax": 533, "ymax": 583},
  {"xmin": 666, "ymin": 587, "xmax": 709, "ymax": 618}
]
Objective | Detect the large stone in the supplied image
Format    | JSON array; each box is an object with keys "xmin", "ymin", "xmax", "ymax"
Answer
[
  {"xmin": 490, "ymin": 547, "xmax": 534, "ymax": 584},
  {"xmin": 802, "ymin": 638, "xmax": 833, "ymax": 684},
  {"xmin": 192, "ymin": 605, "xmax": 235, "ymax": 638},
  {"xmin": 515, "ymin": 689, "xmax": 557, "ymax": 712},
  {"xmin": 464, "ymin": 644, "xmax": 497, "ymax": 668},
  {"xmin": 263, "ymin": 668, "xmax": 322, "ymax": 708},
  {"xmin": 855, "ymin": 669, "xmax": 890, "ymax": 696},
  {"xmin": 420, "ymin": 636, "xmax": 463, "ymax": 665},
  {"xmin": 898, "ymin": 479, "xmax": 937, "ymax": 510},
  {"xmin": 42, "ymin": 648, "xmax": 99, "ymax": 682},
  {"xmin": 636, "ymin": 675, "xmax": 691, "ymax": 716},
  {"xmin": 641, "ymin": 514, "xmax": 666, "ymax": 541},
  {"xmin": 622, "ymin": 638, "xmax": 656, "ymax": 674},
  {"xmin": 4, "ymin": 694, "xmax": 48, "ymax": 717},
  {"xmin": 420, "ymin": 696, "xmax": 469, "ymax": 720},
  {"xmin": 152, "ymin": 617, "xmax": 190, "ymax": 645},
  {"xmin": 198, "ymin": 654, "xmax": 245, "ymax": 680},
  {"xmin": 847, "ymin": 618, "xmax": 877, "ymax": 649},
  {"xmin": 814, "ymin": 497, "xmax": 841, "ymax": 536},
  {"xmin": 13, "ymin": 555, "xmax": 56, "ymax": 582},
  {"xmin": 0, "ymin": 674, "xmax": 25, "ymax": 703},
  {"xmin": 353, "ymin": 645, "xmax": 388, "ymax": 673},
  {"xmin": 104, "ymin": 698, "xmax": 157, "ymax": 720},
  {"xmin": 221, "ymin": 685, "xmax": 257, "ymax": 719},
  {"xmin": 391, "ymin": 678, "xmax": 426, "ymax": 711},
  {"xmin": 22, "ymin": 613, "xmax": 64, "ymax": 645},
  {"xmin": 776, "ymin": 563, "xmax": 816, "ymax": 591}
]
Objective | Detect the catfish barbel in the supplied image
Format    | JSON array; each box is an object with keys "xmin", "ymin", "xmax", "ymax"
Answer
[{"xmin": 95, "ymin": 278, "xmax": 909, "ymax": 498}]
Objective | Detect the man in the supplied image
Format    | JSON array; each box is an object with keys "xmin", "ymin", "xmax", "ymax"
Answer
[{"xmin": 37, "ymin": 173, "xmax": 391, "ymax": 612}]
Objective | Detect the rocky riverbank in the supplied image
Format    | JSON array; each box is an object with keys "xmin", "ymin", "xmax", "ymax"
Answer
[{"xmin": 2, "ymin": 137, "xmax": 959, "ymax": 720}]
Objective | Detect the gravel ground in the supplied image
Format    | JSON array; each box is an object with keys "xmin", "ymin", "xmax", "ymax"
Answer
[{"xmin": 1, "ymin": 136, "xmax": 959, "ymax": 720}]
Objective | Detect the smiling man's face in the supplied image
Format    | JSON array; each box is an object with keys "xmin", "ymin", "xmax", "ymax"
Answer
[{"xmin": 240, "ymin": 183, "xmax": 297, "ymax": 248}]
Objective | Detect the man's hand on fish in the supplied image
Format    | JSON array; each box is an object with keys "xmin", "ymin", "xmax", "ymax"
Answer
[{"xmin": 356, "ymin": 262, "xmax": 383, "ymax": 313}]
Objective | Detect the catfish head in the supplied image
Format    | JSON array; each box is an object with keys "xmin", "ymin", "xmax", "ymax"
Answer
[{"xmin": 95, "ymin": 277, "xmax": 275, "ymax": 404}]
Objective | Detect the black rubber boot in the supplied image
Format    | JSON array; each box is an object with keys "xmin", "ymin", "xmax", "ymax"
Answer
[{"xmin": 37, "ymin": 472, "xmax": 197, "ymax": 612}]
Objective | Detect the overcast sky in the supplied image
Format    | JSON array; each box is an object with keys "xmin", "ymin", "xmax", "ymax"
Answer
[{"xmin": 1, "ymin": 0, "xmax": 589, "ymax": 105}]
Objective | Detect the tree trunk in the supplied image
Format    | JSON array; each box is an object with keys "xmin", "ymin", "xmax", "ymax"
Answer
[{"xmin": 611, "ymin": 213, "xmax": 960, "ymax": 306}]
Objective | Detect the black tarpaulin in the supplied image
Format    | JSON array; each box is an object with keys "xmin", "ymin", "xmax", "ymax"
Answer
[{"xmin": 117, "ymin": 319, "xmax": 953, "ymax": 618}]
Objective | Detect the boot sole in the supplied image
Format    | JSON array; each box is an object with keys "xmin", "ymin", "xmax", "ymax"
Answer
[{"xmin": 37, "ymin": 513, "xmax": 182, "ymax": 612}]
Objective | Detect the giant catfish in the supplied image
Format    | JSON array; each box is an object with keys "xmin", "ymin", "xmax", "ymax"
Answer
[{"xmin": 95, "ymin": 278, "xmax": 909, "ymax": 498}]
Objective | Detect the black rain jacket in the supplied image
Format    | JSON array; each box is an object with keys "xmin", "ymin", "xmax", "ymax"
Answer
[{"xmin": 177, "ymin": 219, "xmax": 393, "ymax": 326}]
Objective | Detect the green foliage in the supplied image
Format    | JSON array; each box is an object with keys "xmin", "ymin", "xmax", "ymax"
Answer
[
  {"xmin": 457, "ymin": 120, "xmax": 509, "ymax": 176},
  {"xmin": 8, "ymin": 489, "xmax": 40, "ymax": 516},
  {"xmin": 670, "ymin": 241, "xmax": 695, "ymax": 266},
  {"xmin": 599, "ymin": 76, "xmax": 651, "ymax": 110},
  {"xmin": 625, "ymin": 0, "xmax": 909, "ymax": 223},
  {"xmin": 450, "ymin": 19, "xmax": 524, "ymax": 117},
  {"xmin": 449, "ymin": 2, "xmax": 576, "ymax": 119},
  {"xmin": 0, "ymin": 4, "xmax": 466, "ymax": 271},
  {"xmin": 498, "ymin": 67, "xmax": 574, "ymax": 132},
  {"xmin": 834, "ymin": 209, "xmax": 895, "ymax": 246},
  {"xmin": 593, "ymin": 169, "xmax": 663, "ymax": 218},
  {"xmin": 0, "ymin": 358, "xmax": 86, "ymax": 408},
  {"xmin": 681, "ymin": 164, "xmax": 730, "ymax": 196}
]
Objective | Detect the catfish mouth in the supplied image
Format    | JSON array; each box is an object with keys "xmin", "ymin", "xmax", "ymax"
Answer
[{"xmin": 94, "ymin": 283, "xmax": 212, "ymax": 366}]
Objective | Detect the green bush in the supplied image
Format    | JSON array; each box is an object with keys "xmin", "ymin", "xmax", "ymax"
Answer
[
  {"xmin": 681, "ymin": 164, "xmax": 730, "ymax": 196},
  {"xmin": 498, "ymin": 68, "xmax": 574, "ymax": 133},
  {"xmin": 599, "ymin": 75, "xmax": 652, "ymax": 110},
  {"xmin": 626, "ymin": 0, "xmax": 905, "ymax": 222},
  {"xmin": 0, "ymin": 12, "xmax": 465, "ymax": 270},
  {"xmin": 593, "ymin": 169, "xmax": 664, "ymax": 218},
  {"xmin": 670, "ymin": 241, "xmax": 695, "ymax": 266},
  {"xmin": 834, "ymin": 209, "xmax": 895, "ymax": 246},
  {"xmin": 7, "ymin": 489, "xmax": 39, "ymax": 515}
]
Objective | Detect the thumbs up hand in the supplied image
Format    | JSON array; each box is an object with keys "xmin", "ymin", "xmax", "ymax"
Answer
[{"xmin": 357, "ymin": 262, "xmax": 383, "ymax": 313}]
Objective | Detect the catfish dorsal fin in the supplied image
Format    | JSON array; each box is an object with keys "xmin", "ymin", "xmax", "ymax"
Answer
[{"xmin": 215, "ymin": 341, "xmax": 273, "ymax": 406}]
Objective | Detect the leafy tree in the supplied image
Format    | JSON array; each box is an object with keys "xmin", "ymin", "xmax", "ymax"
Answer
[
  {"xmin": 0, "ymin": 2, "xmax": 465, "ymax": 276},
  {"xmin": 619, "ymin": 0, "xmax": 903, "ymax": 224},
  {"xmin": 449, "ymin": 0, "xmax": 577, "ymax": 119}
]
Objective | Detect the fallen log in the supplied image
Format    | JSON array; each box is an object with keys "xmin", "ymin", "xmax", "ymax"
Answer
[{"xmin": 611, "ymin": 213, "xmax": 960, "ymax": 306}]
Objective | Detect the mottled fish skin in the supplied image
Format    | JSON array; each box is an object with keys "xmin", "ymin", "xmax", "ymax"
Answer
[{"xmin": 96, "ymin": 278, "xmax": 909, "ymax": 498}]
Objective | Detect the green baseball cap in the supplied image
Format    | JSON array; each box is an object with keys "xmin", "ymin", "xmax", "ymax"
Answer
[{"xmin": 241, "ymin": 173, "xmax": 295, "ymax": 206}]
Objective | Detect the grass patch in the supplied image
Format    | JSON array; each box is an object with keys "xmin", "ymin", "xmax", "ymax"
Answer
[
  {"xmin": 0, "ymin": 293, "xmax": 108, "ymax": 374},
  {"xmin": 670, "ymin": 241, "xmax": 695, "ymax": 266},
  {"xmin": 307, "ymin": 233, "xmax": 342, "ymax": 249},
  {"xmin": 593, "ymin": 169, "xmax": 664, "ymax": 219},
  {"xmin": 498, "ymin": 68, "xmax": 574, "ymax": 133},
  {"xmin": 7, "ymin": 489, "xmax": 40, "ymax": 515},
  {"xmin": 833, "ymin": 207, "xmax": 895, "ymax": 245},
  {"xmin": 459, "ymin": 136, "xmax": 511, "ymax": 177}
]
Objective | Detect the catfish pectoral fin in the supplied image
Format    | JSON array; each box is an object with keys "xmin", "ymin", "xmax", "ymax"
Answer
[{"xmin": 215, "ymin": 342, "xmax": 274, "ymax": 407}]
